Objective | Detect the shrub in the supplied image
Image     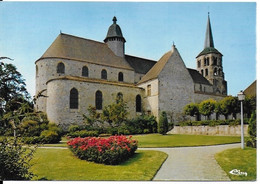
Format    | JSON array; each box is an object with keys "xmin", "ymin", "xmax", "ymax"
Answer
[
  {"xmin": 40, "ymin": 130, "xmax": 61, "ymax": 144},
  {"xmin": 68, "ymin": 130, "xmax": 99, "ymax": 138},
  {"xmin": 0, "ymin": 137, "xmax": 35, "ymax": 180},
  {"xmin": 19, "ymin": 120, "xmax": 42, "ymax": 136},
  {"xmin": 158, "ymin": 111, "xmax": 168, "ymax": 135},
  {"xmin": 22, "ymin": 136, "xmax": 42, "ymax": 144},
  {"xmin": 67, "ymin": 135, "xmax": 138, "ymax": 165},
  {"xmin": 68, "ymin": 125, "xmax": 81, "ymax": 132},
  {"xmin": 246, "ymin": 111, "xmax": 256, "ymax": 148}
]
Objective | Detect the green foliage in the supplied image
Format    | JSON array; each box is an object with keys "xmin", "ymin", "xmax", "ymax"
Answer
[
  {"xmin": 158, "ymin": 111, "xmax": 168, "ymax": 135},
  {"xmin": 178, "ymin": 119, "xmax": 241, "ymax": 127},
  {"xmin": 184, "ymin": 103, "xmax": 199, "ymax": 117},
  {"xmin": 101, "ymin": 97, "xmax": 128, "ymax": 127},
  {"xmin": 83, "ymin": 106, "xmax": 102, "ymax": 126},
  {"xmin": 244, "ymin": 96, "xmax": 256, "ymax": 118},
  {"xmin": 199, "ymin": 99, "xmax": 216, "ymax": 120},
  {"xmin": 40, "ymin": 130, "xmax": 61, "ymax": 144},
  {"xmin": 68, "ymin": 130, "xmax": 99, "ymax": 138},
  {"xmin": 68, "ymin": 125, "xmax": 81, "ymax": 132},
  {"xmin": 219, "ymin": 96, "xmax": 239, "ymax": 119},
  {"xmin": 246, "ymin": 111, "xmax": 256, "ymax": 148},
  {"xmin": 0, "ymin": 137, "xmax": 36, "ymax": 180}
]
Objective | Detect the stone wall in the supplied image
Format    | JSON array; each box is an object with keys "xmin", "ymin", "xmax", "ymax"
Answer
[
  {"xmin": 46, "ymin": 77, "xmax": 144, "ymax": 129},
  {"xmin": 168, "ymin": 125, "xmax": 249, "ymax": 136}
]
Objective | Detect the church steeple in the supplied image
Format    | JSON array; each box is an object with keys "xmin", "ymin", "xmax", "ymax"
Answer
[
  {"xmin": 204, "ymin": 13, "xmax": 214, "ymax": 49},
  {"xmin": 196, "ymin": 13, "xmax": 227, "ymax": 95}
]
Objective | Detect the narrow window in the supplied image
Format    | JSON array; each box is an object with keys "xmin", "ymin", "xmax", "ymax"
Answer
[
  {"xmin": 201, "ymin": 69, "xmax": 204, "ymax": 76},
  {"xmin": 206, "ymin": 58, "xmax": 209, "ymax": 66},
  {"xmin": 70, "ymin": 88, "xmax": 78, "ymax": 109},
  {"xmin": 197, "ymin": 60, "xmax": 201, "ymax": 68},
  {"xmin": 116, "ymin": 92, "xmax": 123, "ymax": 103},
  {"xmin": 82, "ymin": 66, "xmax": 89, "ymax": 77},
  {"xmin": 95, "ymin": 90, "xmax": 103, "ymax": 110},
  {"xmin": 205, "ymin": 69, "xmax": 208, "ymax": 76},
  {"xmin": 218, "ymin": 69, "xmax": 222, "ymax": 76},
  {"xmin": 147, "ymin": 85, "xmax": 151, "ymax": 96},
  {"xmin": 57, "ymin": 62, "xmax": 65, "ymax": 74},
  {"xmin": 136, "ymin": 95, "xmax": 142, "ymax": 112},
  {"xmin": 214, "ymin": 68, "xmax": 218, "ymax": 76},
  {"xmin": 118, "ymin": 72, "xmax": 124, "ymax": 82},
  {"xmin": 101, "ymin": 69, "xmax": 107, "ymax": 79},
  {"xmin": 204, "ymin": 59, "xmax": 206, "ymax": 66}
]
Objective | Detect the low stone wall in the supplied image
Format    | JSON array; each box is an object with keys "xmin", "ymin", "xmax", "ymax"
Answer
[{"xmin": 168, "ymin": 125, "xmax": 249, "ymax": 136}]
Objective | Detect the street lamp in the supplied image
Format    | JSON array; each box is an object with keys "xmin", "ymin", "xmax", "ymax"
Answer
[{"xmin": 237, "ymin": 90, "xmax": 245, "ymax": 149}]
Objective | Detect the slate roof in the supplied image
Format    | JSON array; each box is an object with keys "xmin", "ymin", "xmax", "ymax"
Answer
[
  {"xmin": 196, "ymin": 47, "xmax": 222, "ymax": 58},
  {"xmin": 38, "ymin": 33, "xmax": 133, "ymax": 70},
  {"xmin": 125, "ymin": 55, "xmax": 156, "ymax": 74},
  {"xmin": 187, "ymin": 68, "xmax": 212, "ymax": 85},
  {"xmin": 104, "ymin": 16, "xmax": 126, "ymax": 43},
  {"xmin": 138, "ymin": 51, "xmax": 172, "ymax": 84}
]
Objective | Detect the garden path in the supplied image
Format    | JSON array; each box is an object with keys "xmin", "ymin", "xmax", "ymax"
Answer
[{"xmin": 139, "ymin": 143, "xmax": 240, "ymax": 181}]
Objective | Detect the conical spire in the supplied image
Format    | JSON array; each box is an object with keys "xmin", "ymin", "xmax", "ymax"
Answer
[{"xmin": 204, "ymin": 13, "xmax": 214, "ymax": 49}]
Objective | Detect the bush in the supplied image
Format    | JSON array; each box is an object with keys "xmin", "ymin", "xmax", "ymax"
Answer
[
  {"xmin": 68, "ymin": 125, "xmax": 81, "ymax": 132},
  {"xmin": 158, "ymin": 111, "xmax": 168, "ymax": 135},
  {"xmin": 40, "ymin": 130, "xmax": 61, "ymax": 144},
  {"xmin": 0, "ymin": 137, "xmax": 35, "ymax": 180},
  {"xmin": 22, "ymin": 136, "xmax": 42, "ymax": 144},
  {"xmin": 246, "ymin": 111, "xmax": 256, "ymax": 148},
  {"xmin": 19, "ymin": 120, "xmax": 42, "ymax": 136},
  {"xmin": 67, "ymin": 130, "xmax": 99, "ymax": 138},
  {"xmin": 67, "ymin": 135, "xmax": 138, "ymax": 165}
]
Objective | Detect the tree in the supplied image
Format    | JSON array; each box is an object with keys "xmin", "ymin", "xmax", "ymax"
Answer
[
  {"xmin": 219, "ymin": 96, "xmax": 239, "ymax": 119},
  {"xmin": 199, "ymin": 99, "xmax": 216, "ymax": 120},
  {"xmin": 158, "ymin": 111, "xmax": 168, "ymax": 135},
  {"xmin": 183, "ymin": 103, "xmax": 199, "ymax": 121},
  {"xmin": 246, "ymin": 111, "xmax": 256, "ymax": 148},
  {"xmin": 101, "ymin": 96, "xmax": 128, "ymax": 128},
  {"xmin": 244, "ymin": 96, "xmax": 256, "ymax": 118}
]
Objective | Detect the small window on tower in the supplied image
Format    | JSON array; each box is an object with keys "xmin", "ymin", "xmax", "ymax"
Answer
[
  {"xmin": 198, "ymin": 60, "xmax": 201, "ymax": 68},
  {"xmin": 82, "ymin": 66, "xmax": 89, "ymax": 77},
  {"xmin": 201, "ymin": 69, "xmax": 204, "ymax": 76},
  {"xmin": 205, "ymin": 69, "xmax": 208, "ymax": 76},
  {"xmin": 57, "ymin": 62, "xmax": 65, "ymax": 74},
  {"xmin": 147, "ymin": 85, "xmax": 151, "ymax": 96},
  {"xmin": 214, "ymin": 68, "xmax": 218, "ymax": 76}
]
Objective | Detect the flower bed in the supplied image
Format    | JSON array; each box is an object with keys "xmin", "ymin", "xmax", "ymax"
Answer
[{"xmin": 67, "ymin": 135, "xmax": 138, "ymax": 165}]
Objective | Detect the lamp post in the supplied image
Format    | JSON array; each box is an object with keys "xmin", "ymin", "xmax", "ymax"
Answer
[{"xmin": 237, "ymin": 90, "xmax": 245, "ymax": 149}]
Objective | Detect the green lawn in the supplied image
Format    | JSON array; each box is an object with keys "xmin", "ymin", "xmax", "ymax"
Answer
[
  {"xmin": 30, "ymin": 148, "xmax": 167, "ymax": 181},
  {"xmin": 215, "ymin": 147, "xmax": 256, "ymax": 181},
  {"xmin": 133, "ymin": 134, "xmax": 241, "ymax": 147}
]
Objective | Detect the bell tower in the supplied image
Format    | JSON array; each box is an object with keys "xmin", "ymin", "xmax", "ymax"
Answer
[
  {"xmin": 196, "ymin": 13, "xmax": 227, "ymax": 95},
  {"xmin": 104, "ymin": 16, "xmax": 126, "ymax": 57}
]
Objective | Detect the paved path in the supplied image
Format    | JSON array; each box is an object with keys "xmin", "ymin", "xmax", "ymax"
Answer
[{"xmin": 139, "ymin": 143, "xmax": 240, "ymax": 181}]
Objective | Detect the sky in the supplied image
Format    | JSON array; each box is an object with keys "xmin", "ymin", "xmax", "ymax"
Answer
[{"xmin": 0, "ymin": 1, "xmax": 257, "ymax": 97}]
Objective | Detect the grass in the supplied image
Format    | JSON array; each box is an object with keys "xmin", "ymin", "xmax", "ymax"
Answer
[
  {"xmin": 30, "ymin": 148, "xmax": 167, "ymax": 181},
  {"xmin": 215, "ymin": 147, "xmax": 256, "ymax": 181},
  {"xmin": 133, "ymin": 134, "xmax": 241, "ymax": 147}
]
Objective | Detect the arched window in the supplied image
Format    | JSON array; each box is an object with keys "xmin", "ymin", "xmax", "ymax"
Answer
[
  {"xmin": 218, "ymin": 69, "xmax": 222, "ymax": 76},
  {"xmin": 197, "ymin": 60, "xmax": 201, "ymax": 68},
  {"xmin": 201, "ymin": 69, "xmax": 204, "ymax": 76},
  {"xmin": 57, "ymin": 62, "xmax": 65, "ymax": 74},
  {"xmin": 101, "ymin": 69, "xmax": 107, "ymax": 79},
  {"xmin": 95, "ymin": 90, "xmax": 103, "ymax": 110},
  {"xmin": 136, "ymin": 95, "xmax": 142, "ymax": 112},
  {"xmin": 214, "ymin": 68, "xmax": 218, "ymax": 76},
  {"xmin": 205, "ymin": 69, "xmax": 208, "ymax": 76},
  {"xmin": 116, "ymin": 92, "xmax": 123, "ymax": 103},
  {"xmin": 118, "ymin": 72, "xmax": 124, "ymax": 82},
  {"xmin": 70, "ymin": 88, "xmax": 78, "ymax": 109},
  {"xmin": 82, "ymin": 66, "xmax": 89, "ymax": 77}
]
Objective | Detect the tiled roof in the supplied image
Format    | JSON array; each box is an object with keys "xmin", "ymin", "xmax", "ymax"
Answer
[
  {"xmin": 196, "ymin": 47, "xmax": 222, "ymax": 58},
  {"xmin": 187, "ymin": 68, "xmax": 212, "ymax": 85},
  {"xmin": 38, "ymin": 33, "xmax": 133, "ymax": 70},
  {"xmin": 138, "ymin": 51, "xmax": 172, "ymax": 84},
  {"xmin": 125, "ymin": 55, "xmax": 156, "ymax": 74}
]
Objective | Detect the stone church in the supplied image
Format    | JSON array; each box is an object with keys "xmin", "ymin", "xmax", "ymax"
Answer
[{"xmin": 35, "ymin": 15, "xmax": 227, "ymax": 129}]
